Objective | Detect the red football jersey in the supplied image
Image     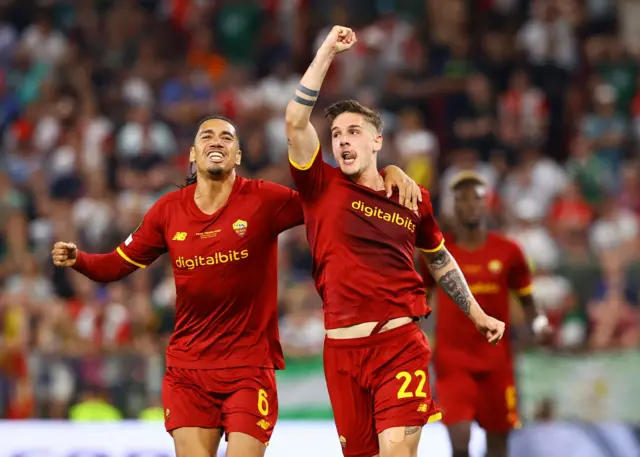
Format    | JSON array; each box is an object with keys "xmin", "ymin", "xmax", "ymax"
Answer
[
  {"xmin": 116, "ymin": 177, "xmax": 302, "ymax": 369},
  {"xmin": 289, "ymin": 145, "xmax": 444, "ymax": 329},
  {"xmin": 422, "ymin": 232, "xmax": 533, "ymax": 372}
]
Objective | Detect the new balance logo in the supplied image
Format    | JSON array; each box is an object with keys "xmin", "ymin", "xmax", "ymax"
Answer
[
  {"xmin": 256, "ymin": 419, "xmax": 270, "ymax": 430},
  {"xmin": 172, "ymin": 232, "xmax": 187, "ymax": 241}
]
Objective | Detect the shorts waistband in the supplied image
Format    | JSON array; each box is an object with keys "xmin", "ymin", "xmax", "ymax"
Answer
[{"xmin": 324, "ymin": 321, "xmax": 419, "ymax": 349}]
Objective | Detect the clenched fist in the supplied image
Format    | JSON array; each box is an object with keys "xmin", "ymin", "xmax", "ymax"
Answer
[
  {"xmin": 320, "ymin": 26, "xmax": 357, "ymax": 54},
  {"xmin": 51, "ymin": 241, "xmax": 78, "ymax": 267},
  {"xmin": 474, "ymin": 314, "xmax": 506, "ymax": 345}
]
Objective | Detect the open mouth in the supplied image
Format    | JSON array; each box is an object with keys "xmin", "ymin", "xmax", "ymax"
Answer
[
  {"xmin": 341, "ymin": 150, "xmax": 356, "ymax": 166},
  {"xmin": 206, "ymin": 148, "xmax": 226, "ymax": 163}
]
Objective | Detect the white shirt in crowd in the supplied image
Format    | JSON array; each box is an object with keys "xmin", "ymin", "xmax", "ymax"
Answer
[
  {"xmin": 20, "ymin": 25, "xmax": 68, "ymax": 66},
  {"xmin": 394, "ymin": 129, "xmax": 439, "ymax": 160},
  {"xmin": 517, "ymin": 17, "xmax": 577, "ymax": 70},
  {"xmin": 589, "ymin": 209, "xmax": 640, "ymax": 252}
]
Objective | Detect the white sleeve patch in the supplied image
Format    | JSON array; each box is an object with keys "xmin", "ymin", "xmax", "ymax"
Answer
[{"xmin": 125, "ymin": 234, "xmax": 133, "ymax": 246}]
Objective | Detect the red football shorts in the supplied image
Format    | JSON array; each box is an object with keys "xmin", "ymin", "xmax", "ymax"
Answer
[
  {"xmin": 435, "ymin": 362, "xmax": 519, "ymax": 433},
  {"xmin": 161, "ymin": 366, "xmax": 277, "ymax": 445},
  {"xmin": 324, "ymin": 322, "xmax": 442, "ymax": 457}
]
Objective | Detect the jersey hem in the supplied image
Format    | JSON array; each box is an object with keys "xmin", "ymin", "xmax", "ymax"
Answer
[
  {"xmin": 324, "ymin": 320, "xmax": 422, "ymax": 349},
  {"xmin": 165, "ymin": 357, "xmax": 284, "ymax": 371},
  {"xmin": 324, "ymin": 307, "xmax": 429, "ymax": 331}
]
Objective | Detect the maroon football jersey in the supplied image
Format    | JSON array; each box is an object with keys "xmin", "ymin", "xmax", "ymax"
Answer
[
  {"xmin": 289, "ymin": 145, "xmax": 444, "ymax": 329},
  {"xmin": 116, "ymin": 177, "xmax": 302, "ymax": 369}
]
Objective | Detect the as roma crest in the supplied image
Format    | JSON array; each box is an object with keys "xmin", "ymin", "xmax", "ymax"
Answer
[
  {"xmin": 488, "ymin": 260, "xmax": 503, "ymax": 273},
  {"xmin": 232, "ymin": 219, "xmax": 248, "ymax": 237}
]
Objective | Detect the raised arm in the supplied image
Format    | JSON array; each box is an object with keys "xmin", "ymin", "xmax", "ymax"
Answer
[{"xmin": 285, "ymin": 26, "xmax": 357, "ymax": 168}]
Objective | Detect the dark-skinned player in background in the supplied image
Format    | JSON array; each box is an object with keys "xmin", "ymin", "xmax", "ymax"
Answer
[
  {"xmin": 50, "ymin": 116, "xmax": 422, "ymax": 457},
  {"xmin": 285, "ymin": 26, "xmax": 506, "ymax": 457},
  {"xmin": 421, "ymin": 171, "xmax": 553, "ymax": 457}
]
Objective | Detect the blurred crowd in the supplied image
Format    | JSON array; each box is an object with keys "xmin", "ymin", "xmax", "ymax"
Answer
[{"xmin": 0, "ymin": 0, "xmax": 639, "ymax": 419}]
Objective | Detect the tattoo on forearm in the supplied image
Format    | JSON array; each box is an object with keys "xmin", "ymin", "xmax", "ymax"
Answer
[
  {"xmin": 297, "ymin": 84, "xmax": 319, "ymax": 97},
  {"xmin": 427, "ymin": 249, "xmax": 451, "ymax": 272},
  {"xmin": 293, "ymin": 95, "xmax": 316, "ymax": 107},
  {"xmin": 308, "ymin": 54, "xmax": 319, "ymax": 69},
  {"xmin": 438, "ymin": 270, "xmax": 472, "ymax": 316},
  {"xmin": 405, "ymin": 426, "xmax": 420, "ymax": 435}
]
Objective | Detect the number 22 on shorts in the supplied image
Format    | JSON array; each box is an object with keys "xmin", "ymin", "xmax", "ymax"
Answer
[
  {"xmin": 258, "ymin": 388, "xmax": 269, "ymax": 416},
  {"xmin": 396, "ymin": 370, "xmax": 428, "ymax": 398}
]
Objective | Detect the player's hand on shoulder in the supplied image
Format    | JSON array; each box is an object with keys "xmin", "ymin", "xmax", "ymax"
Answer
[
  {"xmin": 321, "ymin": 26, "xmax": 357, "ymax": 53},
  {"xmin": 51, "ymin": 241, "xmax": 78, "ymax": 267},
  {"xmin": 383, "ymin": 165, "xmax": 422, "ymax": 212},
  {"xmin": 474, "ymin": 313, "xmax": 506, "ymax": 345}
]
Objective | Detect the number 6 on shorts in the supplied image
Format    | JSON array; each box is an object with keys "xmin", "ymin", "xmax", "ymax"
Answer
[
  {"xmin": 396, "ymin": 370, "xmax": 428, "ymax": 398},
  {"xmin": 258, "ymin": 388, "xmax": 269, "ymax": 416}
]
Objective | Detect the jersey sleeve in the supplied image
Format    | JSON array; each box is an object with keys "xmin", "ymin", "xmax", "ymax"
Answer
[
  {"xmin": 288, "ymin": 143, "xmax": 331, "ymax": 201},
  {"xmin": 73, "ymin": 250, "xmax": 139, "ymax": 283},
  {"xmin": 508, "ymin": 242, "xmax": 534, "ymax": 296},
  {"xmin": 256, "ymin": 180, "xmax": 304, "ymax": 235},
  {"xmin": 415, "ymin": 187, "xmax": 445, "ymax": 253},
  {"xmin": 116, "ymin": 198, "xmax": 168, "ymax": 269}
]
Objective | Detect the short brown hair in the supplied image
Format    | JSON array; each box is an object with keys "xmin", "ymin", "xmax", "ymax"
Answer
[{"xmin": 324, "ymin": 100, "xmax": 384, "ymax": 133}]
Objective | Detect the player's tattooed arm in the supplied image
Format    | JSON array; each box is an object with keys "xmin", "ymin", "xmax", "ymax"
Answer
[
  {"xmin": 421, "ymin": 247, "xmax": 474, "ymax": 316},
  {"xmin": 286, "ymin": 26, "xmax": 356, "ymax": 168},
  {"xmin": 424, "ymin": 248, "xmax": 506, "ymax": 344}
]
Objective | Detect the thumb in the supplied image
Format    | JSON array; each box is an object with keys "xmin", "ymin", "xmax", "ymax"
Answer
[{"xmin": 64, "ymin": 242, "xmax": 77, "ymax": 251}]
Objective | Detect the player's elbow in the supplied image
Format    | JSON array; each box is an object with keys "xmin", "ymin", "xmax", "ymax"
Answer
[{"xmin": 285, "ymin": 100, "xmax": 310, "ymax": 130}]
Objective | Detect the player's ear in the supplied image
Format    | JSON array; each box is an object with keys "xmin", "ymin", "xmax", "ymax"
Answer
[
  {"xmin": 235, "ymin": 149, "xmax": 242, "ymax": 166},
  {"xmin": 189, "ymin": 146, "xmax": 196, "ymax": 163},
  {"xmin": 373, "ymin": 134, "xmax": 383, "ymax": 153}
]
